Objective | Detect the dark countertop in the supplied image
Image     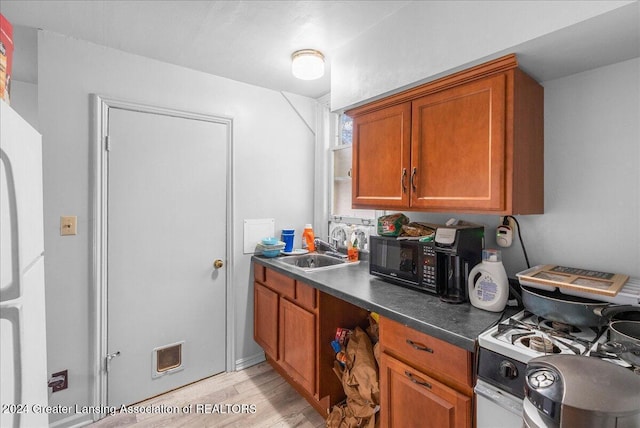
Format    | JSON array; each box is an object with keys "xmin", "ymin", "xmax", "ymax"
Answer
[{"xmin": 252, "ymin": 256, "xmax": 516, "ymax": 352}]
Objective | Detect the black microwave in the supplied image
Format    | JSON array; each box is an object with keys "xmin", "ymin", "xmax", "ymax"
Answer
[
  {"xmin": 369, "ymin": 235, "xmax": 438, "ymax": 294},
  {"xmin": 369, "ymin": 226, "xmax": 483, "ymax": 301}
]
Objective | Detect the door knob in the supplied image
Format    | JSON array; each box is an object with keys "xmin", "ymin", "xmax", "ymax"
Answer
[{"xmin": 213, "ymin": 259, "xmax": 224, "ymax": 269}]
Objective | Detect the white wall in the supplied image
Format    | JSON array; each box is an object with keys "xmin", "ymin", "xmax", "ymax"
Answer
[
  {"xmin": 38, "ymin": 30, "xmax": 316, "ymax": 426},
  {"xmin": 405, "ymin": 58, "xmax": 640, "ymax": 279},
  {"xmin": 8, "ymin": 80, "xmax": 38, "ymax": 130},
  {"xmin": 331, "ymin": 0, "xmax": 633, "ymax": 111}
]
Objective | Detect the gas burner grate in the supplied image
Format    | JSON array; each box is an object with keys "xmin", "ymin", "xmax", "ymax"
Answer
[
  {"xmin": 550, "ymin": 321, "xmax": 578, "ymax": 333},
  {"xmin": 483, "ymin": 310, "xmax": 601, "ymax": 360}
]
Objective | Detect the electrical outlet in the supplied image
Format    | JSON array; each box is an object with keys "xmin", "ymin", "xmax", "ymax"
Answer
[
  {"xmin": 498, "ymin": 216, "xmax": 516, "ymax": 230},
  {"xmin": 497, "ymin": 216, "xmax": 516, "ymax": 247},
  {"xmin": 60, "ymin": 216, "xmax": 77, "ymax": 236}
]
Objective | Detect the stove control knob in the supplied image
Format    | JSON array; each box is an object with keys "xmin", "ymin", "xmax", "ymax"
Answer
[{"xmin": 499, "ymin": 361, "xmax": 518, "ymax": 379}]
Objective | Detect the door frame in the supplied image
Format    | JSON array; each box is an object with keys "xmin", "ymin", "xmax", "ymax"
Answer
[{"xmin": 90, "ymin": 95, "xmax": 235, "ymax": 420}]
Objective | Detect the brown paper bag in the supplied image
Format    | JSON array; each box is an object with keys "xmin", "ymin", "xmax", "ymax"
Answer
[{"xmin": 327, "ymin": 327, "xmax": 379, "ymax": 428}]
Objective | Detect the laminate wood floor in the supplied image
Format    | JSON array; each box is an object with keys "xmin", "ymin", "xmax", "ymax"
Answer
[{"xmin": 89, "ymin": 361, "xmax": 326, "ymax": 428}]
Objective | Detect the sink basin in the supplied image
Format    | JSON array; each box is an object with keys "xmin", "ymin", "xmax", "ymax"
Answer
[{"xmin": 275, "ymin": 253, "xmax": 358, "ymax": 272}]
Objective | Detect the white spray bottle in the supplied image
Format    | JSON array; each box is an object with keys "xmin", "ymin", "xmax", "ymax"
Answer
[{"xmin": 468, "ymin": 249, "xmax": 509, "ymax": 312}]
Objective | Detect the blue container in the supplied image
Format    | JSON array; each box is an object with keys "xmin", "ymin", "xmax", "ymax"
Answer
[
  {"xmin": 262, "ymin": 248, "xmax": 281, "ymax": 258},
  {"xmin": 281, "ymin": 229, "xmax": 295, "ymax": 252},
  {"xmin": 262, "ymin": 237, "xmax": 279, "ymax": 246}
]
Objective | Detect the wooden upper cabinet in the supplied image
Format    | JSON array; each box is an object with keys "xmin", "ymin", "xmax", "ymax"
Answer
[
  {"xmin": 347, "ymin": 54, "xmax": 543, "ymax": 215},
  {"xmin": 411, "ymin": 73, "xmax": 506, "ymax": 211},
  {"xmin": 352, "ymin": 103, "xmax": 411, "ymax": 208}
]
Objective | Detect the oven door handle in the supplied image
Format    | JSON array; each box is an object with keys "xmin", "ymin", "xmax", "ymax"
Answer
[{"xmin": 474, "ymin": 379, "xmax": 524, "ymax": 416}]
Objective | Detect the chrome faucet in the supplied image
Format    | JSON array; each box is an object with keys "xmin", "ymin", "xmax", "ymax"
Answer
[
  {"xmin": 314, "ymin": 238, "xmax": 339, "ymax": 253},
  {"xmin": 314, "ymin": 238, "xmax": 347, "ymax": 259}
]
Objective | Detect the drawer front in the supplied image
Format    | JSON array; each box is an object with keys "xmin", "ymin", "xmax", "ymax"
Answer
[
  {"xmin": 264, "ymin": 268, "xmax": 295, "ymax": 300},
  {"xmin": 379, "ymin": 317, "xmax": 471, "ymax": 388},
  {"xmin": 253, "ymin": 263, "xmax": 265, "ymax": 283},
  {"xmin": 295, "ymin": 281, "xmax": 317, "ymax": 312}
]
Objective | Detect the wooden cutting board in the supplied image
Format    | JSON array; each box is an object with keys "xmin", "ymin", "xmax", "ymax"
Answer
[{"xmin": 518, "ymin": 264, "xmax": 629, "ymax": 297}]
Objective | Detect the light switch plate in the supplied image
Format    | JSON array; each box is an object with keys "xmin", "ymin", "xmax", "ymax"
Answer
[{"xmin": 60, "ymin": 216, "xmax": 77, "ymax": 236}]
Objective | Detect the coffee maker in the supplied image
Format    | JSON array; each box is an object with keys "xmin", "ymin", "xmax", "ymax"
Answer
[{"xmin": 432, "ymin": 224, "xmax": 484, "ymax": 303}]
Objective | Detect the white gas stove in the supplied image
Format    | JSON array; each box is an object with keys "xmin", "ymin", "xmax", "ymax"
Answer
[
  {"xmin": 475, "ymin": 309, "xmax": 635, "ymax": 428},
  {"xmin": 478, "ymin": 310, "xmax": 603, "ymax": 362}
]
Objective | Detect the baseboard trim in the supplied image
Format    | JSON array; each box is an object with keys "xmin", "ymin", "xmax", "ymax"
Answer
[
  {"xmin": 235, "ymin": 352, "xmax": 265, "ymax": 371},
  {"xmin": 49, "ymin": 412, "xmax": 94, "ymax": 428}
]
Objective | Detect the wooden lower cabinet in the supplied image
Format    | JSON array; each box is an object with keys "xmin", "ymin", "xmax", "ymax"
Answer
[
  {"xmin": 379, "ymin": 316, "xmax": 474, "ymax": 428},
  {"xmin": 379, "ymin": 353, "xmax": 471, "ymax": 428},
  {"xmin": 254, "ymin": 264, "xmax": 475, "ymax": 424},
  {"xmin": 253, "ymin": 263, "xmax": 370, "ymax": 416},
  {"xmin": 254, "ymin": 282, "xmax": 279, "ymax": 359},
  {"xmin": 279, "ymin": 298, "xmax": 315, "ymax": 394}
]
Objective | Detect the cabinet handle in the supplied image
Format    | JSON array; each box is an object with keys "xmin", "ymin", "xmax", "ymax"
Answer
[
  {"xmin": 406, "ymin": 339, "xmax": 434, "ymax": 353},
  {"xmin": 411, "ymin": 167, "xmax": 417, "ymax": 191},
  {"xmin": 405, "ymin": 370, "xmax": 432, "ymax": 389},
  {"xmin": 401, "ymin": 168, "xmax": 407, "ymax": 193}
]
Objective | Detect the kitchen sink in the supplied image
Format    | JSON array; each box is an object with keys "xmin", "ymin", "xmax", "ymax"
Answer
[{"xmin": 275, "ymin": 253, "xmax": 359, "ymax": 272}]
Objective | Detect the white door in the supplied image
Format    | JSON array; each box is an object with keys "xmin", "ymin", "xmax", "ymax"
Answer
[{"xmin": 106, "ymin": 107, "xmax": 228, "ymax": 406}]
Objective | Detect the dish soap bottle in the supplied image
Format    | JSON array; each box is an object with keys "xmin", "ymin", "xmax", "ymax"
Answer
[
  {"xmin": 347, "ymin": 226, "xmax": 359, "ymax": 261},
  {"xmin": 302, "ymin": 224, "xmax": 315, "ymax": 252},
  {"xmin": 468, "ymin": 249, "xmax": 509, "ymax": 312}
]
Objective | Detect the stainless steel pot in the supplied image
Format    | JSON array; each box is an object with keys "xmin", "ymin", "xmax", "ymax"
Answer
[
  {"xmin": 601, "ymin": 323, "xmax": 640, "ymax": 366},
  {"xmin": 609, "ymin": 320, "xmax": 640, "ymax": 343},
  {"xmin": 521, "ymin": 286, "xmax": 640, "ymax": 327}
]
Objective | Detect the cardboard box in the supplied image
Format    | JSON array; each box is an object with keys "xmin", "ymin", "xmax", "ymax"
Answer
[{"xmin": 0, "ymin": 13, "xmax": 14, "ymax": 104}]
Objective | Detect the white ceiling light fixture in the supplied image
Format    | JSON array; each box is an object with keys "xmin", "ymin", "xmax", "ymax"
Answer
[{"xmin": 291, "ymin": 49, "xmax": 325, "ymax": 80}]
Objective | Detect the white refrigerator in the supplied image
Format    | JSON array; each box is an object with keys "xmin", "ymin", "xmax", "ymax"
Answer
[{"xmin": 1, "ymin": 100, "xmax": 49, "ymax": 427}]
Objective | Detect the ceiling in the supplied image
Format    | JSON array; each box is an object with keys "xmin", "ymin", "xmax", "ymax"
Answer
[{"xmin": 0, "ymin": 0, "xmax": 410, "ymax": 99}]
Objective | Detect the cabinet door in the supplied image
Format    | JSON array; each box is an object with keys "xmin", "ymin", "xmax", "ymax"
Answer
[
  {"xmin": 379, "ymin": 353, "xmax": 471, "ymax": 428},
  {"xmin": 411, "ymin": 73, "xmax": 506, "ymax": 211},
  {"xmin": 254, "ymin": 282, "xmax": 279, "ymax": 359},
  {"xmin": 352, "ymin": 103, "xmax": 411, "ymax": 209},
  {"xmin": 279, "ymin": 298, "xmax": 316, "ymax": 395}
]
